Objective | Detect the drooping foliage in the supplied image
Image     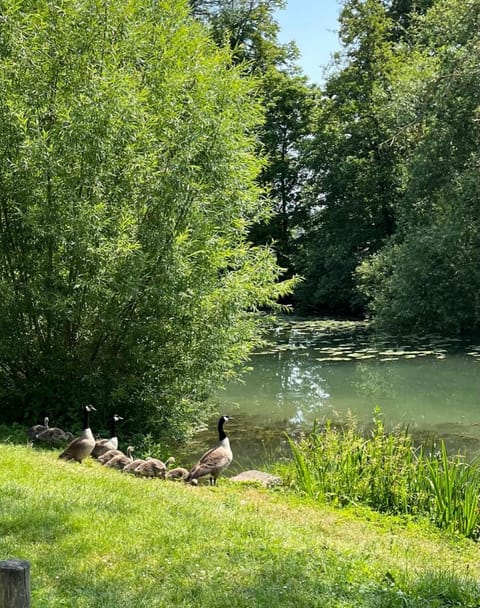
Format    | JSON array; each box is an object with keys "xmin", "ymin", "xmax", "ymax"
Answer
[{"xmin": 0, "ymin": 0, "xmax": 292, "ymax": 438}]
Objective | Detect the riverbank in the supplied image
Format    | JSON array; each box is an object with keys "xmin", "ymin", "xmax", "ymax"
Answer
[{"xmin": 1, "ymin": 443, "xmax": 479, "ymax": 607}]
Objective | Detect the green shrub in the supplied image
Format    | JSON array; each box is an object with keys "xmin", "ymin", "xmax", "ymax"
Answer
[{"xmin": 0, "ymin": 0, "xmax": 292, "ymax": 438}]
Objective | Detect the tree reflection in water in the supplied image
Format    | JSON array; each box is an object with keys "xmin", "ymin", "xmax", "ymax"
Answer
[{"xmin": 219, "ymin": 319, "xmax": 480, "ymax": 466}]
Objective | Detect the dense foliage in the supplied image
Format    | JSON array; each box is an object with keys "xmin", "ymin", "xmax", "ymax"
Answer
[
  {"xmin": 298, "ymin": 0, "xmax": 480, "ymax": 332},
  {"xmin": 357, "ymin": 0, "xmax": 480, "ymax": 333},
  {"xmin": 191, "ymin": 0, "xmax": 316, "ymax": 282},
  {"xmin": 193, "ymin": 0, "xmax": 480, "ymax": 335},
  {"xmin": 295, "ymin": 0, "xmax": 406, "ymax": 315},
  {"xmin": 1, "ymin": 0, "xmax": 479, "ymax": 439},
  {"xmin": 0, "ymin": 0, "xmax": 292, "ymax": 437}
]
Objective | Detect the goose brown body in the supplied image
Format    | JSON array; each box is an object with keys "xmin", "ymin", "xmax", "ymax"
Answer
[
  {"xmin": 122, "ymin": 458, "xmax": 148, "ymax": 474},
  {"xmin": 165, "ymin": 467, "xmax": 189, "ymax": 481},
  {"xmin": 91, "ymin": 414, "xmax": 123, "ymax": 458},
  {"xmin": 59, "ymin": 405, "xmax": 96, "ymax": 463},
  {"xmin": 186, "ymin": 416, "xmax": 233, "ymax": 486},
  {"xmin": 97, "ymin": 448, "xmax": 124, "ymax": 465},
  {"xmin": 104, "ymin": 446, "xmax": 134, "ymax": 470},
  {"xmin": 27, "ymin": 417, "xmax": 49, "ymax": 441},
  {"xmin": 34, "ymin": 427, "xmax": 74, "ymax": 446},
  {"xmin": 134, "ymin": 456, "xmax": 175, "ymax": 478}
]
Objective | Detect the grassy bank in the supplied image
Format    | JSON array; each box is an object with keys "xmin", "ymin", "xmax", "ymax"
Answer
[
  {"xmin": 284, "ymin": 411, "xmax": 480, "ymax": 539},
  {"xmin": 0, "ymin": 443, "xmax": 479, "ymax": 607}
]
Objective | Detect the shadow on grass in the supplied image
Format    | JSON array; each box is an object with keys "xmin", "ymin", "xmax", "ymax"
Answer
[{"xmin": 26, "ymin": 537, "xmax": 480, "ymax": 608}]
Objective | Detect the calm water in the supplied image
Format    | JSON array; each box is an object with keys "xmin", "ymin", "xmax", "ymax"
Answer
[{"xmin": 210, "ymin": 319, "xmax": 480, "ymax": 470}]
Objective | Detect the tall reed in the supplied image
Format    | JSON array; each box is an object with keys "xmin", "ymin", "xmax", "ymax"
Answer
[
  {"xmin": 287, "ymin": 412, "xmax": 480, "ymax": 539},
  {"xmin": 427, "ymin": 441, "xmax": 480, "ymax": 538}
]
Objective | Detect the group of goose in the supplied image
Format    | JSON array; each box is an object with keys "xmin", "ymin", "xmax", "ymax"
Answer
[
  {"xmin": 27, "ymin": 405, "xmax": 233, "ymax": 486},
  {"xmin": 27, "ymin": 418, "xmax": 74, "ymax": 446}
]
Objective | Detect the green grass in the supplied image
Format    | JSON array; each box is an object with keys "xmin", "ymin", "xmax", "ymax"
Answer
[
  {"xmin": 285, "ymin": 412, "xmax": 480, "ymax": 539},
  {"xmin": 1, "ymin": 443, "xmax": 480, "ymax": 607}
]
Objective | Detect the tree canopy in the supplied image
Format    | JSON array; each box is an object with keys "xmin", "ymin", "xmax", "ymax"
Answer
[
  {"xmin": 357, "ymin": 0, "xmax": 480, "ymax": 333},
  {"xmin": 0, "ymin": 0, "xmax": 292, "ymax": 437},
  {"xmin": 269, "ymin": 0, "xmax": 479, "ymax": 335},
  {"xmin": 1, "ymin": 0, "xmax": 479, "ymax": 441}
]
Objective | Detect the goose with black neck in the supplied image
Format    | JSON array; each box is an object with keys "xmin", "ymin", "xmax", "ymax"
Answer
[
  {"xmin": 59, "ymin": 405, "xmax": 96, "ymax": 463},
  {"xmin": 91, "ymin": 413, "xmax": 123, "ymax": 458},
  {"xmin": 186, "ymin": 415, "xmax": 233, "ymax": 486}
]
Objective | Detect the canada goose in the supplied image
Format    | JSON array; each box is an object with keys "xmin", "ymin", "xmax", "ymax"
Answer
[
  {"xmin": 91, "ymin": 414, "xmax": 123, "ymax": 458},
  {"xmin": 34, "ymin": 426, "xmax": 74, "ymax": 447},
  {"xmin": 134, "ymin": 456, "xmax": 175, "ymax": 478},
  {"xmin": 165, "ymin": 466, "xmax": 189, "ymax": 481},
  {"xmin": 104, "ymin": 446, "xmax": 134, "ymax": 470},
  {"xmin": 186, "ymin": 416, "xmax": 233, "ymax": 486},
  {"xmin": 122, "ymin": 458, "xmax": 148, "ymax": 474},
  {"xmin": 58, "ymin": 405, "xmax": 96, "ymax": 463},
  {"xmin": 27, "ymin": 417, "xmax": 49, "ymax": 441},
  {"xmin": 97, "ymin": 448, "xmax": 124, "ymax": 465}
]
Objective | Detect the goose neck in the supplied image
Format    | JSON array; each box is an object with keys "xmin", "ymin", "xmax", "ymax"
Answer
[
  {"xmin": 218, "ymin": 417, "xmax": 228, "ymax": 441},
  {"xmin": 83, "ymin": 407, "xmax": 90, "ymax": 430}
]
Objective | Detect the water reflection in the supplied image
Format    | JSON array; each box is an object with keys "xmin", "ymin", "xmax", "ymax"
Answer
[{"xmin": 218, "ymin": 319, "xmax": 480, "ymax": 467}]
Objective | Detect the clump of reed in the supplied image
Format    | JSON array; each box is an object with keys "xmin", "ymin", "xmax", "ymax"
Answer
[{"xmin": 287, "ymin": 410, "xmax": 480, "ymax": 539}]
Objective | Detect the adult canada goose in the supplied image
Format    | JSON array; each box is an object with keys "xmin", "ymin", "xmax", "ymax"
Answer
[
  {"xmin": 91, "ymin": 414, "xmax": 123, "ymax": 458},
  {"xmin": 27, "ymin": 417, "xmax": 49, "ymax": 441},
  {"xmin": 186, "ymin": 415, "xmax": 233, "ymax": 486},
  {"xmin": 34, "ymin": 426, "xmax": 74, "ymax": 447},
  {"xmin": 104, "ymin": 446, "xmax": 134, "ymax": 470},
  {"xmin": 58, "ymin": 405, "xmax": 96, "ymax": 463},
  {"xmin": 134, "ymin": 456, "xmax": 175, "ymax": 478},
  {"xmin": 165, "ymin": 467, "xmax": 189, "ymax": 481}
]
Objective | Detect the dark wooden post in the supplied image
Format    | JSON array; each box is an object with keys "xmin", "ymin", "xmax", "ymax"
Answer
[{"xmin": 0, "ymin": 559, "xmax": 30, "ymax": 608}]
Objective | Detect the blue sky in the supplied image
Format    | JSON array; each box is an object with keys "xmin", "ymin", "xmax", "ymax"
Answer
[{"xmin": 274, "ymin": 0, "xmax": 342, "ymax": 84}]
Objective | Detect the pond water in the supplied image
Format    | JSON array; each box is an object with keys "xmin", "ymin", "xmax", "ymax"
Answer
[{"xmin": 204, "ymin": 318, "xmax": 480, "ymax": 472}]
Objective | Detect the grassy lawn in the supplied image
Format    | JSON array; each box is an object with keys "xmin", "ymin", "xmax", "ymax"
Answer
[{"xmin": 0, "ymin": 443, "xmax": 479, "ymax": 607}]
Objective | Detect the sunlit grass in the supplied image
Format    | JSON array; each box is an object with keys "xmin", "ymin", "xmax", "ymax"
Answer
[
  {"xmin": 1, "ymin": 443, "xmax": 480, "ymax": 606},
  {"xmin": 286, "ymin": 411, "xmax": 480, "ymax": 539}
]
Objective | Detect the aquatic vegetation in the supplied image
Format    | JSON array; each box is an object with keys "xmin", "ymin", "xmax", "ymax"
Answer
[
  {"xmin": 263, "ymin": 317, "xmax": 480, "ymax": 363},
  {"xmin": 224, "ymin": 317, "xmax": 480, "ymax": 467},
  {"xmin": 287, "ymin": 410, "xmax": 480, "ymax": 539},
  {"xmin": 427, "ymin": 442, "xmax": 480, "ymax": 538}
]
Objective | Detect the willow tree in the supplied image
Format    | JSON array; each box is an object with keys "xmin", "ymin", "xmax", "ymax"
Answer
[{"xmin": 0, "ymin": 0, "xmax": 291, "ymax": 438}]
